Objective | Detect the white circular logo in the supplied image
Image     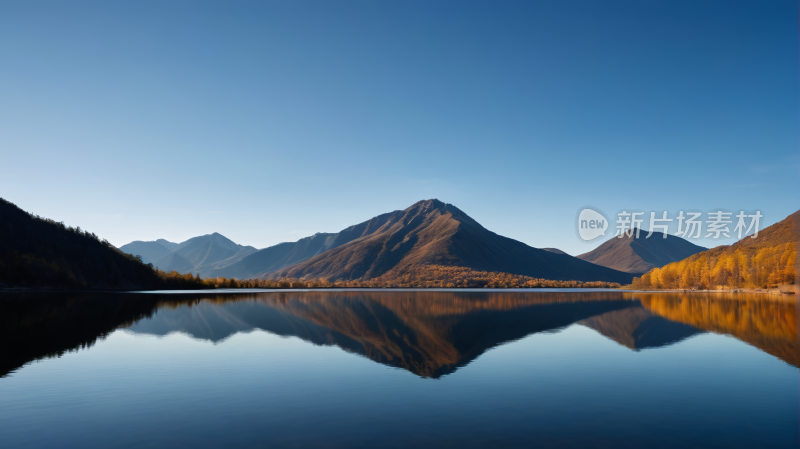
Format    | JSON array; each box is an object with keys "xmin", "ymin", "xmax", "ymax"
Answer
[{"xmin": 577, "ymin": 208, "xmax": 608, "ymax": 241}]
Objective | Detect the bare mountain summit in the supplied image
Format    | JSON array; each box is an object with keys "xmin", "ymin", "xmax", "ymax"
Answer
[{"xmin": 272, "ymin": 199, "xmax": 634, "ymax": 283}]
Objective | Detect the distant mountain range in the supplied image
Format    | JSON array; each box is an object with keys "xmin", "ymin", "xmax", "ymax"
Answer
[
  {"xmin": 120, "ymin": 234, "xmax": 257, "ymax": 277},
  {"xmin": 206, "ymin": 212, "xmax": 401, "ymax": 279},
  {"xmin": 125, "ymin": 199, "xmax": 635, "ymax": 284},
  {"xmin": 6, "ymin": 192, "xmax": 793, "ymax": 289},
  {"xmin": 577, "ymin": 229, "xmax": 706, "ymax": 274}
]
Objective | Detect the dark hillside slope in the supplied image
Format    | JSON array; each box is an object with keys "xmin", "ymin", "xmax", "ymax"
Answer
[
  {"xmin": 156, "ymin": 239, "xmax": 180, "ymax": 251},
  {"xmin": 0, "ymin": 198, "xmax": 160, "ymax": 288}
]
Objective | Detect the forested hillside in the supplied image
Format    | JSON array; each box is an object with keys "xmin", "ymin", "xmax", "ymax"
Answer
[
  {"xmin": 632, "ymin": 210, "xmax": 798, "ymax": 290},
  {"xmin": 0, "ymin": 198, "xmax": 162, "ymax": 288}
]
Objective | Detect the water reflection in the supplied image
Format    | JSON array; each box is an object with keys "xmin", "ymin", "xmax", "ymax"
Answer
[{"xmin": 0, "ymin": 291, "xmax": 796, "ymax": 378}]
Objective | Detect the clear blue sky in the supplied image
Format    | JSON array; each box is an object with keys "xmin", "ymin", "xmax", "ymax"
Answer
[{"xmin": 1, "ymin": 0, "xmax": 798, "ymax": 255}]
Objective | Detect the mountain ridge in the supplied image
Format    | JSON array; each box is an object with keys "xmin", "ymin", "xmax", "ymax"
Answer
[
  {"xmin": 121, "ymin": 233, "xmax": 257, "ymax": 277},
  {"xmin": 118, "ymin": 240, "xmax": 173, "ymax": 265},
  {"xmin": 207, "ymin": 212, "xmax": 400, "ymax": 279},
  {"xmin": 577, "ymin": 229, "xmax": 706, "ymax": 274},
  {"xmin": 270, "ymin": 199, "xmax": 635, "ymax": 283}
]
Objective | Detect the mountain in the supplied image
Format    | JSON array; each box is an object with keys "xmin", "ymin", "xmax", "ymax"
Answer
[
  {"xmin": 725, "ymin": 210, "xmax": 799, "ymax": 250},
  {"xmin": 270, "ymin": 199, "xmax": 634, "ymax": 283},
  {"xmin": 153, "ymin": 251, "xmax": 195, "ymax": 273},
  {"xmin": 634, "ymin": 210, "xmax": 798, "ymax": 290},
  {"xmin": 156, "ymin": 239, "xmax": 180, "ymax": 251},
  {"xmin": 208, "ymin": 212, "xmax": 401, "ymax": 279},
  {"xmin": 542, "ymin": 248, "xmax": 568, "ymax": 255},
  {"xmin": 118, "ymin": 240, "xmax": 173, "ymax": 265},
  {"xmin": 145, "ymin": 233, "xmax": 257, "ymax": 277},
  {"xmin": 0, "ymin": 198, "xmax": 161, "ymax": 288},
  {"xmin": 120, "ymin": 233, "xmax": 257, "ymax": 277},
  {"xmin": 577, "ymin": 230, "xmax": 706, "ymax": 274}
]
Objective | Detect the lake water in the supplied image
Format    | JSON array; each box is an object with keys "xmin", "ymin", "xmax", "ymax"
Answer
[{"xmin": 0, "ymin": 290, "xmax": 797, "ymax": 448}]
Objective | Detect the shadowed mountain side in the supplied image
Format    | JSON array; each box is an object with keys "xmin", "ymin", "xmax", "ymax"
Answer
[
  {"xmin": 579, "ymin": 306, "xmax": 704, "ymax": 350},
  {"xmin": 542, "ymin": 248, "xmax": 568, "ymax": 255},
  {"xmin": 118, "ymin": 241, "xmax": 172, "ymax": 265},
  {"xmin": 208, "ymin": 212, "xmax": 399, "ymax": 279},
  {"xmin": 578, "ymin": 230, "xmax": 706, "ymax": 274},
  {"xmin": 153, "ymin": 252, "xmax": 194, "ymax": 273},
  {"xmin": 156, "ymin": 239, "xmax": 180, "ymax": 251},
  {"xmin": 272, "ymin": 200, "xmax": 634, "ymax": 284}
]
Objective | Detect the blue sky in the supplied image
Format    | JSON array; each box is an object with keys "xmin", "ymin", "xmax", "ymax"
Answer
[{"xmin": 1, "ymin": 0, "xmax": 798, "ymax": 255}]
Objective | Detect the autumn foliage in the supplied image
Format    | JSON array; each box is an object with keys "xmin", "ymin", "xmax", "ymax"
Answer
[
  {"xmin": 632, "ymin": 243, "xmax": 796, "ymax": 290},
  {"xmin": 631, "ymin": 210, "xmax": 799, "ymax": 291},
  {"xmin": 155, "ymin": 265, "xmax": 621, "ymax": 289},
  {"xmin": 373, "ymin": 265, "xmax": 620, "ymax": 288}
]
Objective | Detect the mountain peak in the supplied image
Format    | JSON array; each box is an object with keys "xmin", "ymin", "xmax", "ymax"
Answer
[
  {"xmin": 272, "ymin": 199, "xmax": 633, "ymax": 283},
  {"xmin": 578, "ymin": 232, "xmax": 706, "ymax": 274},
  {"xmin": 406, "ymin": 198, "xmax": 447, "ymax": 212},
  {"xmin": 155, "ymin": 239, "xmax": 179, "ymax": 251},
  {"xmin": 614, "ymin": 227, "xmax": 669, "ymax": 240}
]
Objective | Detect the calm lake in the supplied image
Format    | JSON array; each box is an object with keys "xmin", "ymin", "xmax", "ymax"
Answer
[{"xmin": 0, "ymin": 290, "xmax": 797, "ymax": 448}]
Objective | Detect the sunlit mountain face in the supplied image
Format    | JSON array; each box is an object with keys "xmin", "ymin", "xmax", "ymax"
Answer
[{"xmin": 1, "ymin": 291, "xmax": 795, "ymax": 378}]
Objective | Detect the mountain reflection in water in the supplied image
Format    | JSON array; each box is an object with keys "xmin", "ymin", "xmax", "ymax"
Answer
[{"xmin": 0, "ymin": 290, "xmax": 796, "ymax": 378}]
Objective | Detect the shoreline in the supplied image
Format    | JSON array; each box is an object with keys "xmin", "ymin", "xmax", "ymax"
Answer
[
  {"xmin": 1, "ymin": 286, "xmax": 797, "ymax": 296},
  {"xmin": 622, "ymin": 288, "xmax": 797, "ymax": 296}
]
